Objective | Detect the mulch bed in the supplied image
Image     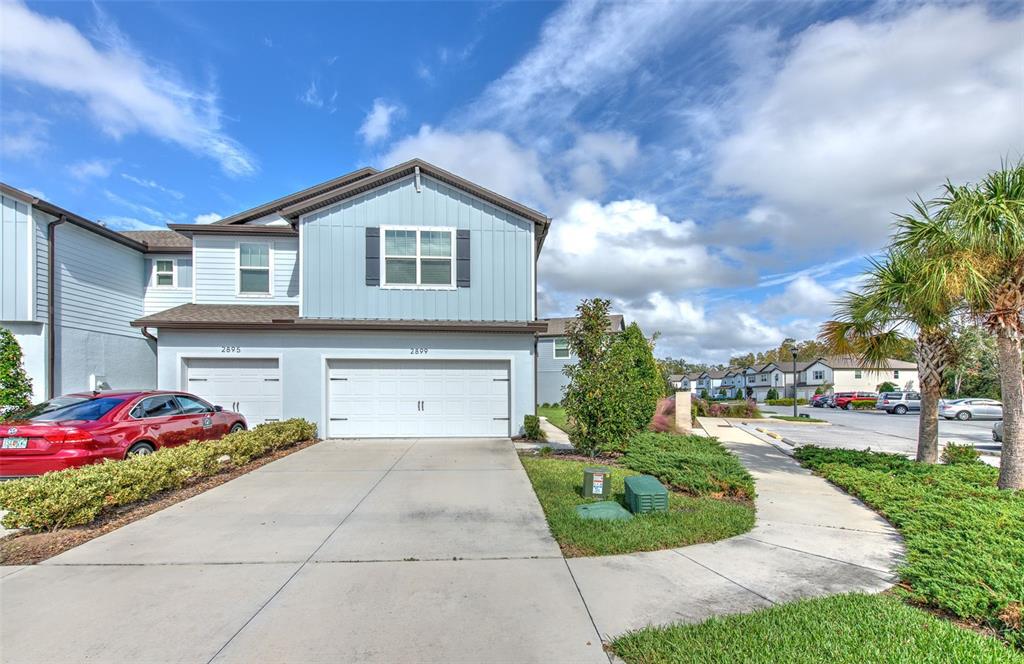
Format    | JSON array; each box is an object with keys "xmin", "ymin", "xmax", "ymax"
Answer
[{"xmin": 0, "ymin": 438, "xmax": 320, "ymax": 566}]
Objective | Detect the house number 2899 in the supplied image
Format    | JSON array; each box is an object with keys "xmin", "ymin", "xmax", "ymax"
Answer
[{"xmin": 410, "ymin": 347, "xmax": 428, "ymax": 355}]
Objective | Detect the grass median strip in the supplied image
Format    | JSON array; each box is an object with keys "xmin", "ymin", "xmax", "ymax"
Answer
[
  {"xmin": 521, "ymin": 432, "xmax": 754, "ymax": 557},
  {"xmin": 612, "ymin": 593, "xmax": 1023, "ymax": 664}
]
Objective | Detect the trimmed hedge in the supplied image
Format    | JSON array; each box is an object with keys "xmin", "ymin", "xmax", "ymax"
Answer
[
  {"xmin": 765, "ymin": 398, "xmax": 809, "ymax": 406},
  {"xmin": 622, "ymin": 432, "xmax": 755, "ymax": 500},
  {"xmin": 0, "ymin": 419, "xmax": 317, "ymax": 532},
  {"xmin": 851, "ymin": 400, "xmax": 876, "ymax": 409},
  {"xmin": 523, "ymin": 414, "xmax": 545, "ymax": 440}
]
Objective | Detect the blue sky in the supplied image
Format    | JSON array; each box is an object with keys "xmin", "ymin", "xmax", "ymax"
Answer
[{"xmin": 1, "ymin": 0, "xmax": 1021, "ymax": 361}]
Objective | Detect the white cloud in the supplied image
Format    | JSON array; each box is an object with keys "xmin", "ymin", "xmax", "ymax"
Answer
[
  {"xmin": 564, "ymin": 131, "xmax": 639, "ymax": 197},
  {"xmin": 377, "ymin": 126, "xmax": 554, "ymax": 209},
  {"xmin": 714, "ymin": 4, "xmax": 1024, "ymax": 249},
  {"xmin": 193, "ymin": 212, "xmax": 223, "ymax": 224},
  {"xmin": 103, "ymin": 190, "xmax": 181, "ymax": 223},
  {"xmin": 121, "ymin": 173, "xmax": 184, "ymax": 200},
  {"xmin": 299, "ymin": 79, "xmax": 337, "ymax": 113},
  {"xmin": 69, "ymin": 158, "xmax": 117, "ymax": 181},
  {"xmin": 359, "ymin": 99, "xmax": 402, "ymax": 144},
  {"xmin": 102, "ymin": 215, "xmax": 164, "ymax": 231},
  {"xmin": 0, "ymin": 111, "xmax": 50, "ymax": 156},
  {"xmin": 539, "ymin": 199, "xmax": 749, "ymax": 301},
  {"xmin": 0, "ymin": 1, "xmax": 256, "ymax": 176}
]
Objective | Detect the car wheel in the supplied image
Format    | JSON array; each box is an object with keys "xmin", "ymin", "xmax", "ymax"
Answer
[
  {"xmin": 843, "ymin": 403, "xmax": 852, "ymax": 410},
  {"xmin": 956, "ymin": 410, "xmax": 972, "ymax": 421},
  {"xmin": 894, "ymin": 405, "xmax": 908, "ymax": 415},
  {"xmin": 230, "ymin": 423, "xmax": 246, "ymax": 434},
  {"xmin": 126, "ymin": 442, "xmax": 155, "ymax": 457}
]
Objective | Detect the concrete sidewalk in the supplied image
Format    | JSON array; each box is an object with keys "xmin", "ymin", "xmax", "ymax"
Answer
[{"xmin": 567, "ymin": 417, "xmax": 904, "ymax": 638}]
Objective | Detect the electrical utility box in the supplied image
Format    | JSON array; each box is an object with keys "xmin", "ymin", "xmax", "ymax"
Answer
[
  {"xmin": 583, "ymin": 467, "xmax": 611, "ymax": 498},
  {"xmin": 625, "ymin": 475, "xmax": 669, "ymax": 514}
]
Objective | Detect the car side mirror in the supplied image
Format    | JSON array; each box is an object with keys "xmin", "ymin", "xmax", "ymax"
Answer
[{"xmin": 213, "ymin": 405, "xmax": 223, "ymax": 412}]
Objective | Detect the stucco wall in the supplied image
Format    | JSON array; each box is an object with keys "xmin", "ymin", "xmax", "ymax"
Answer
[
  {"xmin": 155, "ymin": 329, "xmax": 536, "ymax": 437},
  {"xmin": 536, "ymin": 336, "xmax": 572, "ymax": 404},
  {"xmin": 3, "ymin": 322, "xmax": 47, "ymax": 404}
]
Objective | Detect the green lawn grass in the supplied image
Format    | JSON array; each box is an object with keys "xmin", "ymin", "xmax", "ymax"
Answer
[
  {"xmin": 769, "ymin": 415, "xmax": 827, "ymax": 423},
  {"xmin": 794, "ymin": 446, "xmax": 1024, "ymax": 647},
  {"xmin": 521, "ymin": 456, "xmax": 753, "ymax": 556},
  {"xmin": 613, "ymin": 593, "xmax": 1023, "ymax": 664},
  {"xmin": 537, "ymin": 405, "xmax": 570, "ymax": 433}
]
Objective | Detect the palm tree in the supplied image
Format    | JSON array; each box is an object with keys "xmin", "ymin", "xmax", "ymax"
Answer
[
  {"xmin": 897, "ymin": 162, "xmax": 1024, "ymax": 489},
  {"xmin": 820, "ymin": 242, "xmax": 959, "ymax": 463}
]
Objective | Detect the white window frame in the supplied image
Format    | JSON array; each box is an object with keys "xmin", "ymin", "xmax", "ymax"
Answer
[
  {"xmin": 380, "ymin": 225, "xmax": 456, "ymax": 290},
  {"xmin": 553, "ymin": 337, "xmax": 571, "ymax": 359},
  {"xmin": 153, "ymin": 258, "xmax": 177, "ymax": 289},
  {"xmin": 893, "ymin": 370, "xmax": 900, "ymax": 379},
  {"xmin": 236, "ymin": 241, "xmax": 273, "ymax": 298},
  {"xmin": 812, "ymin": 370, "xmax": 825, "ymax": 381}
]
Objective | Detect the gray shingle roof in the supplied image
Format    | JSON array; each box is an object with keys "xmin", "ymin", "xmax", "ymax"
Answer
[
  {"xmin": 119, "ymin": 230, "xmax": 193, "ymax": 250},
  {"xmin": 538, "ymin": 314, "xmax": 625, "ymax": 337}
]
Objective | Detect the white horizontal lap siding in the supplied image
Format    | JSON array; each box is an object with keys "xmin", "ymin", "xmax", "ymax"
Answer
[
  {"xmin": 193, "ymin": 235, "xmax": 299, "ymax": 305},
  {"xmin": 54, "ymin": 224, "xmax": 145, "ymax": 338},
  {"xmin": 143, "ymin": 253, "xmax": 193, "ymax": 315},
  {"xmin": 33, "ymin": 209, "xmax": 51, "ymax": 320}
]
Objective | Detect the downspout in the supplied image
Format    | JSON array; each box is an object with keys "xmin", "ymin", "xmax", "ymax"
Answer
[
  {"xmin": 47, "ymin": 215, "xmax": 68, "ymax": 399},
  {"xmin": 140, "ymin": 327, "xmax": 158, "ymax": 343}
]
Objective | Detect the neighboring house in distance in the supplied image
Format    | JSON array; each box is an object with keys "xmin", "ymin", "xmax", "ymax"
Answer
[
  {"xmin": 695, "ymin": 368, "xmax": 728, "ymax": 396},
  {"xmin": 130, "ymin": 159, "xmax": 550, "ymax": 437},
  {"xmin": 536, "ymin": 314, "xmax": 625, "ymax": 405},
  {"xmin": 0, "ymin": 184, "xmax": 157, "ymax": 403},
  {"xmin": 667, "ymin": 374, "xmax": 685, "ymax": 390},
  {"xmin": 793, "ymin": 356, "xmax": 918, "ymax": 400},
  {"xmin": 677, "ymin": 371, "xmax": 702, "ymax": 391}
]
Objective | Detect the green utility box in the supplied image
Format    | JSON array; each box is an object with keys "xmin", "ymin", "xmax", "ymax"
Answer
[
  {"xmin": 575, "ymin": 501, "xmax": 633, "ymax": 521},
  {"xmin": 625, "ymin": 475, "xmax": 669, "ymax": 514},
  {"xmin": 583, "ymin": 467, "xmax": 612, "ymax": 498}
]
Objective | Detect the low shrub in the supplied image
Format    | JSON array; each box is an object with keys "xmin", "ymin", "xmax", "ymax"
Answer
[
  {"xmin": 0, "ymin": 419, "xmax": 317, "ymax": 532},
  {"xmin": 523, "ymin": 414, "xmax": 545, "ymax": 440},
  {"xmin": 708, "ymin": 399, "xmax": 761, "ymax": 419},
  {"xmin": 649, "ymin": 396, "xmax": 677, "ymax": 433},
  {"xmin": 793, "ymin": 445, "xmax": 1024, "ymax": 647},
  {"xmin": 942, "ymin": 442, "xmax": 982, "ymax": 465},
  {"xmin": 851, "ymin": 400, "xmax": 876, "ymax": 409},
  {"xmin": 766, "ymin": 388, "xmax": 779, "ymax": 401},
  {"xmin": 765, "ymin": 398, "xmax": 809, "ymax": 406},
  {"xmin": 622, "ymin": 432, "xmax": 755, "ymax": 500}
]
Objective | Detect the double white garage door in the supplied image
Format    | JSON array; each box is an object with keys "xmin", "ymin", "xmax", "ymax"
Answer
[
  {"xmin": 184, "ymin": 357, "xmax": 510, "ymax": 438},
  {"xmin": 327, "ymin": 359, "xmax": 510, "ymax": 438}
]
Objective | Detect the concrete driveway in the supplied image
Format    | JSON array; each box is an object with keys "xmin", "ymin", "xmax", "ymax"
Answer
[{"xmin": 0, "ymin": 439, "xmax": 608, "ymax": 664}]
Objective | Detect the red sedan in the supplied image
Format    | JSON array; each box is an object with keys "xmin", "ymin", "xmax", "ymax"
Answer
[{"xmin": 0, "ymin": 391, "xmax": 246, "ymax": 478}]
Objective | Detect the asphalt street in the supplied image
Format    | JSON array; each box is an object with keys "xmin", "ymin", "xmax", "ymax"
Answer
[{"xmin": 757, "ymin": 404, "xmax": 1002, "ymax": 459}]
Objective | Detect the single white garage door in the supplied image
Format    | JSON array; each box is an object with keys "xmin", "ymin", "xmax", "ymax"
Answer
[
  {"xmin": 185, "ymin": 358, "xmax": 282, "ymax": 427},
  {"xmin": 327, "ymin": 359, "xmax": 510, "ymax": 438}
]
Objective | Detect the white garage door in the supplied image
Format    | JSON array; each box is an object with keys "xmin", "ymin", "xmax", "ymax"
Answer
[
  {"xmin": 185, "ymin": 358, "xmax": 282, "ymax": 427},
  {"xmin": 327, "ymin": 359, "xmax": 510, "ymax": 438}
]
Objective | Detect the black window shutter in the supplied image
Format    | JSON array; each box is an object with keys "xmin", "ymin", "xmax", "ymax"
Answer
[
  {"xmin": 365, "ymin": 227, "xmax": 380, "ymax": 286},
  {"xmin": 456, "ymin": 229, "xmax": 470, "ymax": 288}
]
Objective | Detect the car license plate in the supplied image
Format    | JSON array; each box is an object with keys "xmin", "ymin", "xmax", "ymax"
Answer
[{"xmin": 2, "ymin": 437, "xmax": 28, "ymax": 449}]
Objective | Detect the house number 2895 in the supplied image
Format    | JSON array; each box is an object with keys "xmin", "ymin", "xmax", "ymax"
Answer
[
  {"xmin": 410, "ymin": 347, "xmax": 428, "ymax": 355},
  {"xmin": 221, "ymin": 346, "xmax": 242, "ymax": 353}
]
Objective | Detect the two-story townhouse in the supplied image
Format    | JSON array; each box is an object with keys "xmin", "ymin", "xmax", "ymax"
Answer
[
  {"xmin": 128, "ymin": 159, "xmax": 550, "ymax": 438},
  {"xmin": 695, "ymin": 368, "xmax": 729, "ymax": 397},
  {"xmin": 721, "ymin": 369, "xmax": 748, "ymax": 398},
  {"xmin": 679, "ymin": 371, "xmax": 702, "ymax": 391},
  {"xmin": 536, "ymin": 314, "xmax": 625, "ymax": 405},
  {"xmin": 801, "ymin": 356, "xmax": 918, "ymax": 398},
  {"xmin": 747, "ymin": 363, "xmax": 786, "ymax": 401},
  {"xmin": 667, "ymin": 374, "xmax": 685, "ymax": 390},
  {"xmin": 1, "ymin": 184, "xmax": 157, "ymax": 403}
]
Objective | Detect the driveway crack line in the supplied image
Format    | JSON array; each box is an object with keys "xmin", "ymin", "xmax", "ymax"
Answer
[
  {"xmin": 561, "ymin": 558, "xmax": 615, "ymax": 664},
  {"xmin": 672, "ymin": 549, "xmax": 777, "ymax": 606},
  {"xmin": 738, "ymin": 535, "xmax": 897, "ymax": 577},
  {"xmin": 204, "ymin": 439, "xmax": 418, "ymax": 664}
]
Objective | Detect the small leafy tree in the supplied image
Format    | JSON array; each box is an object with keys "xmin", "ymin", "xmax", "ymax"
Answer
[
  {"xmin": 699, "ymin": 389, "xmax": 708, "ymax": 399},
  {"xmin": 814, "ymin": 386, "xmax": 824, "ymax": 396},
  {"xmin": 563, "ymin": 300, "xmax": 661, "ymax": 454},
  {"xmin": 766, "ymin": 387, "xmax": 779, "ymax": 401},
  {"xmin": 0, "ymin": 328, "xmax": 33, "ymax": 417},
  {"xmin": 877, "ymin": 381, "xmax": 898, "ymax": 393}
]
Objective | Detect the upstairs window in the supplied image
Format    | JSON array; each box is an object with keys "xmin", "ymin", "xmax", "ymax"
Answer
[
  {"xmin": 812, "ymin": 370, "xmax": 825, "ymax": 380},
  {"xmin": 893, "ymin": 370, "xmax": 900, "ymax": 379},
  {"xmin": 554, "ymin": 338, "xmax": 571, "ymax": 359},
  {"xmin": 854, "ymin": 369, "xmax": 863, "ymax": 379},
  {"xmin": 239, "ymin": 243, "xmax": 271, "ymax": 295},
  {"xmin": 154, "ymin": 260, "xmax": 175, "ymax": 287},
  {"xmin": 382, "ymin": 228, "xmax": 454, "ymax": 288}
]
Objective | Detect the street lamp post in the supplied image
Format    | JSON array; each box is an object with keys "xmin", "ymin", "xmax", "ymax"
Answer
[{"xmin": 791, "ymin": 347, "xmax": 798, "ymax": 418}]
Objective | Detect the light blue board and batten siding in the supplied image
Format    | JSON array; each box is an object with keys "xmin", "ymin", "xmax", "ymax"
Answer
[
  {"xmin": 192, "ymin": 235, "xmax": 298, "ymax": 305},
  {"xmin": 1, "ymin": 194, "xmax": 32, "ymax": 321},
  {"xmin": 301, "ymin": 175, "xmax": 534, "ymax": 322},
  {"xmin": 143, "ymin": 254, "xmax": 193, "ymax": 315},
  {"xmin": 53, "ymin": 223, "xmax": 146, "ymax": 339}
]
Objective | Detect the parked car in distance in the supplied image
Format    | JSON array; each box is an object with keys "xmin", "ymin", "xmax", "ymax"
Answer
[
  {"xmin": 993, "ymin": 420, "xmax": 1003, "ymax": 442},
  {"xmin": 835, "ymin": 392, "xmax": 879, "ymax": 410},
  {"xmin": 939, "ymin": 398, "xmax": 1003, "ymax": 421},
  {"xmin": 827, "ymin": 392, "xmax": 851, "ymax": 408},
  {"xmin": 810, "ymin": 394, "xmax": 830, "ymax": 408},
  {"xmin": 876, "ymin": 391, "xmax": 921, "ymax": 415},
  {"xmin": 0, "ymin": 391, "xmax": 246, "ymax": 478}
]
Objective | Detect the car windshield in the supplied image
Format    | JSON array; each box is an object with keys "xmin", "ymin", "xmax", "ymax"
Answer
[{"xmin": 5, "ymin": 396, "xmax": 128, "ymax": 422}]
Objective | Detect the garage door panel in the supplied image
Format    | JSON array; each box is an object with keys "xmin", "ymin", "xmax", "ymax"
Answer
[
  {"xmin": 327, "ymin": 359, "xmax": 510, "ymax": 438},
  {"xmin": 186, "ymin": 358, "xmax": 282, "ymax": 428}
]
